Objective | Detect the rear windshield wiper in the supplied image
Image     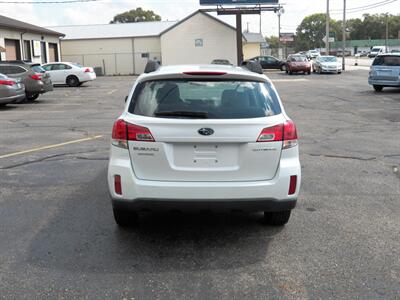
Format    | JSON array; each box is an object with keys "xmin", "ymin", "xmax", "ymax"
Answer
[{"xmin": 154, "ymin": 111, "xmax": 208, "ymax": 118}]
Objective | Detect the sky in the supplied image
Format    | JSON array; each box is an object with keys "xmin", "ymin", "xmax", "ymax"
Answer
[{"xmin": 0, "ymin": 0, "xmax": 399, "ymax": 36}]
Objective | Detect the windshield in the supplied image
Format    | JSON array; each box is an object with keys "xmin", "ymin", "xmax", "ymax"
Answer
[
  {"xmin": 291, "ymin": 56, "xmax": 308, "ymax": 62},
  {"xmin": 371, "ymin": 48, "xmax": 381, "ymax": 52},
  {"xmin": 130, "ymin": 80, "xmax": 282, "ymax": 119},
  {"xmin": 320, "ymin": 56, "xmax": 337, "ymax": 62}
]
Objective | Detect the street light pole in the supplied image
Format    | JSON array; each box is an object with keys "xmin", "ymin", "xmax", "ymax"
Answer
[
  {"xmin": 342, "ymin": 0, "xmax": 346, "ymax": 70},
  {"xmin": 326, "ymin": 0, "xmax": 330, "ymax": 55},
  {"xmin": 385, "ymin": 14, "xmax": 389, "ymax": 52}
]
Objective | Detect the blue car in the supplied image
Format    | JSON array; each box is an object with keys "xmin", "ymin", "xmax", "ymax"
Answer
[{"xmin": 368, "ymin": 53, "xmax": 400, "ymax": 92}]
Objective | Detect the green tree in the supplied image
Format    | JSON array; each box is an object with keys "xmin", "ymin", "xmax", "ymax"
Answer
[
  {"xmin": 110, "ymin": 7, "xmax": 161, "ymax": 24},
  {"xmin": 265, "ymin": 36, "xmax": 279, "ymax": 48},
  {"xmin": 295, "ymin": 13, "xmax": 342, "ymax": 51}
]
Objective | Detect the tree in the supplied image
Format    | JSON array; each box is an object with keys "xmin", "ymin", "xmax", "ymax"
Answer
[
  {"xmin": 295, "ymin": 13, "xmax": 341, "ymax": 51},
  {"xmin": 110, "ymin": 7, "xmax": 161, "ymax": 24},
  {"xmin": 265, "ymin": 36, "xmax": 279, "ymax": 49}
]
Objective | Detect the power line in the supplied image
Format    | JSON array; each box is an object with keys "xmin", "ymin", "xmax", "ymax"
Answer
[{"xmin": 330, "ymin": 0, "xmax": 398, "ymax": 14}]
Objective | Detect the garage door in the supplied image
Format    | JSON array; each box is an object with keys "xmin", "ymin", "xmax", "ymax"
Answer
[
  {"xmin": 5, "ymin": 39, "xmax": 21, "ymax": 61},
  {"xmin": 48, "ymin": 43, "xmax": 58, "ymax": 62}
]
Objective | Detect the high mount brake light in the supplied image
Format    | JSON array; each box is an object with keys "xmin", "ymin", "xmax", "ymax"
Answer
[
  {"xmin": 257, "ymin": 120, "xmax": 298, "ymax": 149},
  {"xmin": 84, "ymin": 68, "xmax": 91, "ymax": 73},
  {"xmin": 112, "ymin": 119, "xmax": 155, "ymax": 148},
  {"xmin": 183, "ymin": 71, "xmax": 227, "ymax": 76}
]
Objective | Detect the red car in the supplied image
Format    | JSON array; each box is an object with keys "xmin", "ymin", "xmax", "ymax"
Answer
[{"xmin": 285, "ymin": 55, "xmax": 311, "ymax": 75}]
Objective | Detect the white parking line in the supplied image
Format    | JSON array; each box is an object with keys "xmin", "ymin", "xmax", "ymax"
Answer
[{"xmin": 0, "ymin": 135, "xmax": 103, "ymax": 159}]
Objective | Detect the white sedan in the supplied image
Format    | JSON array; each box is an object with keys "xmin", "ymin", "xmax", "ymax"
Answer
[
  {"xmin": 313, "ymin": 56, "xmax": 342, "ymax": 74},
  {"xmin": 42, "ymin": 62, "xmax": 96, "ymax": 87},
  {"xmin": 108, "ymin": 63, "xmax": 301, "ymax": 227}
]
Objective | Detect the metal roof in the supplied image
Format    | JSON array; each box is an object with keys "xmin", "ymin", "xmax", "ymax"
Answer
[
  {"xmin": 49, "ymin": 21, "xmax": 178, "ymax": 40},
  {"xmin": 0, "ymin": 15, "xmax": 64, "ymax": 36},
  {"xmin": 331, "ymin": 39, "xmax": 400, "ymax": 48},
  {"xmin": 243, "ymin": 32, "xmax": 265, "ymax": 43}
]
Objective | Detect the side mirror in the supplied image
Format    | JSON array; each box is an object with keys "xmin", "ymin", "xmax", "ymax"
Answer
[{"xmin": 124, "ymin": 95, "xmax": 128, "ymax": 103}]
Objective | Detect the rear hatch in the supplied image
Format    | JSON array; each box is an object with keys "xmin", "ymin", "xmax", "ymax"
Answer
[
  {"xmin": 30, "ymin": 64, "xmax": 53, "ymax": 87},
  {"xmin": 371, "ymin": 55, "xmax": 400, "ymax": 81},
  {"xmin": 125, "ymin": 76, "xmax": 285, "ymax": 182}
]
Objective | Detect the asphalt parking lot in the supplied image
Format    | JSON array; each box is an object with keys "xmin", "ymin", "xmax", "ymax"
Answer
[{"xmin": 0, "ymin": 70, "xmax": 399, "ymax": 299}]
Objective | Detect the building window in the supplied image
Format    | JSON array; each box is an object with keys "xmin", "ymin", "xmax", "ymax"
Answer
[
  {"xmin": 23, "ymin": 40, "xmax": 31, "ymax": 61},
  {"xmin": 195, "ymin": 39, "xmax": 203, "ymax": 47},
  {"xmin": 141, "ymin": 53, "xmax": 149, "ymax": 58}
]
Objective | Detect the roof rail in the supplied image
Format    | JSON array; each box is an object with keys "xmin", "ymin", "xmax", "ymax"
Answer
[
  {"xmin": 144, "ymin": 59, "xmax": 161, "ymax": 73},
  {"xmin": 241, "ymin": 60, "xmax": 263, "ymax": 74}
]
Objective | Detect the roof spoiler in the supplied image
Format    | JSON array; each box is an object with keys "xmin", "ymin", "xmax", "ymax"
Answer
[
  {"xmin": 144, "ymin": 59, "xmax": 161, "ymax": 73},
  {"xmin": 241, "ymin": 60, "xmax": 263, "ymax": 74}
]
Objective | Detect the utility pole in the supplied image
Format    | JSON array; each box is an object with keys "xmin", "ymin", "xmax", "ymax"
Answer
[
  {"xmin": 276, "ymin": 7, "xmax": 283, "ymax": 59},
  {"xmin": 385, "ymin": 14, "xmax": 389, "ymax": 52},
  {"xmin": 236, "ymin": 12, "xmax": 243, "ymax": 65},
  {"xmin": 326, "ymin": 0, "xmax": 330, "ymax": 55},
  {"xmin": 259, "ymin": 4, "xmax": 262, "ymax": 34},
  {"xmin": 342, "ymin": 0, "xmax": 346, "ymax": 70}
]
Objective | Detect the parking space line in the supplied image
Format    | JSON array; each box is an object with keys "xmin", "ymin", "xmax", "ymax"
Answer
[
  {"xmin": 0, "ymin": 135, "xmax": 103, "ymax": 159},
  {"xmin": 107, "ymin": 89, "xmax": 118, "ymax": 95}
]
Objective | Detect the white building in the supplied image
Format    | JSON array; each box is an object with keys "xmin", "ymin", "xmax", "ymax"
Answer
[
  {"xmin": 0, "ymin": 15, "xmax": 63, "ymax": 63},
  {"xmin": 51, "ymin": 10, "xmax": 265, "ymax": 75}
]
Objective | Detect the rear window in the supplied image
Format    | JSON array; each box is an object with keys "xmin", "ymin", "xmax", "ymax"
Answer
[
  {"xmin": 130, "ymin": 80, "xmax": 282, "ymax": 119},
  {"xmin": 291, "ymin": 56, "xmax": 307, "ymax": 62},
  {"xmin": 31, "ymin": 65, "xmax": 46, "ymax": 73},
  {"xmin": 373, "ymin": 55, "xmax": 400, "ymax": 66}
]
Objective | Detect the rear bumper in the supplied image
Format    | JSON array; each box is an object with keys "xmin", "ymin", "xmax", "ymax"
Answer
[
  {"xmin": 27, "ymin": 82, "xmax": 53, "ymax": 94},
  {"xmin": 0, "ymin": 93, "xmax": 25, "ymax": 104},
  {"xmin": 112, "ymin": 198, "xmax": 296, "ymax": 212},
  {"xmin": 80, "ymin": 73, "xmax": 96, "ymax": 82},
  {"xmin": 107, "ymin": 145, "xmax": 301, "ymax": 212},
  {"xmin": 368, "ymin": 78, "xmax": 400, "ymax": 87}
]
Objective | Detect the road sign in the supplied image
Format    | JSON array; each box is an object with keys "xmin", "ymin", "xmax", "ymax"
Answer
[
  {"xmin": 200, "ymin": 0, "xmax": 279, "ymax": 5},
  {"xmin": 279, "ymin": 33, "xmax": 294, "ymax": 42},
  {"xmin": 322, "ymin": 36, "xmax": 335, "ymax": 43}
]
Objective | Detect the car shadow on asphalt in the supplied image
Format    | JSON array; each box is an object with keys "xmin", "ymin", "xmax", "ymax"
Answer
[{"xmin": 24, "ymin": 168, "xmax": 284, "ymax": 274}]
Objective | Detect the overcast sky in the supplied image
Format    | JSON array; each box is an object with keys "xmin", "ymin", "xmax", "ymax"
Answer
[{"xmin": 1, "ymin": 0, "xmax": 399, "ymax": 36}]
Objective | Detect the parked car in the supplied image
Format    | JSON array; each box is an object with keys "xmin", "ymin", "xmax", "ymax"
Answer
[
  {"xmin": 0, "ymin": 73, "xmax": 25, "ymax": 107},
  {"xmin": 391, "ymin": 49, "xmax": 400, "ymax": 54},
  {"xmin": 249, "ymin": 56, "xmax": 286, "ymax": 70},
  {"xmin": 368, "ymin": 46, "xmax": 386, "ymax": 58},
  {"xmin": 306, "ymin": 50, "xmax": 320, "ymax": 59},
  {"xmin": 108, "ymin": 62, "xmax": 301, "ymax": 227},
  {"xmin": 355, "ymin": 50, "xmax": 370, "ymax": 57},
  {"xmin": 285, "ymin": 54, "xmax": 311, "ymax": 75},
  {"xmin": 211, "ymin": 59, "xmax": 233, "ymax": 65},
  {"xmin": 313, "ymin": 56, "xmax": 342, "ymax": 74},
  {"xmin": 368, "ymin": 53, "xmax": 400, "ymax": 92},
  {"xmin": 42, "ymin": 62, "xmax": 96, "ymax": 87},
  {"xmin": 0, "ymin": 61, "xmax": 53, "ymax": 101}
]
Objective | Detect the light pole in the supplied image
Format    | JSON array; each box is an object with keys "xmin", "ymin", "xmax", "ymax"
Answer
[
  {"xmin": 385, "ymin": 14, "xmax": 389, "ymax": 52},
  {"xmin": 342, "ymin": 0, "xmax": 346, "ymax": 70},
  {"xmin": 326, "ymin": 0, "xmax": 330, "ymax": 55},
  {"xmin": 276, "ymin": 7, "xmax": 284, "ymax": 59}
]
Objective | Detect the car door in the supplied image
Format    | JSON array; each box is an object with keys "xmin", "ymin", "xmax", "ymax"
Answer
[{"xmin": 267, "ymin": 56, "xmax": 281, "ymax": 69}]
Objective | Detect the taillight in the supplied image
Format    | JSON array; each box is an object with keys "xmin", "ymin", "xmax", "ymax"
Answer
[
  {"xmin": 0, "ymin": 79, "xmax": 15, "ymax": 86},
  {"xmin": 84, "ymin": 68, "xmax": 91, "ymax": 73},
  {"xmin": 288, "ymin": 175, "xmax": 297, "ymax": 195},
  {"xmin": 257, "ymin": 120, "xmax": 298, "ymax": 149},
  {"xmin": 112, "ymin": 119, "xmax": 155, "ymax": 148},
  {"xmin": 30, "ymin": 74, "xmax": 42, "ymax": 80},
  {"xmin": 114, "ymin": 175, "xmax": 122, "ymax": 195}
]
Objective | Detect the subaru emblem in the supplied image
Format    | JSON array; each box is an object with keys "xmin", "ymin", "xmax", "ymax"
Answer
[{"xmin": 198, "ymin": 128, "xmax": 214, "ymax": 136}]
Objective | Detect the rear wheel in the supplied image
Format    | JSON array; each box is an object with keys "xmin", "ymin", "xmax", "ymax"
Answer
[
  {"xmin": 307, "ymin": 70, "xmax": 311, "ymax": 75},
  {"xmin": 113, "ymin": 208, "xmax": 138, "ymax": 227},
  {"xmin": 66, "ymin": 75, "xmax": 80, "ymax": 87},
  {"xmin": 26, "ymin": 94, "xmax": 39, "ymax": 102},
  {"xmin": 264, "ymin": 210, "xmax": 291, "ymax": 226},
  {"xmin": 289, "ymin": 69, "xmax": 293, "ymax": 75},
  {"xmin": 373, "ymin": 85, "xmax": 383, "ymax": 92}
]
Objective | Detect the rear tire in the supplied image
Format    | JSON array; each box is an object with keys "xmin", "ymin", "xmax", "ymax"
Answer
[
  {"xmin": 113, "ymin": 208, "xmax": 138, "ymax": 227},
  {"xmin": 26, "ymin": 94, "xmax": 39, "ymax": 102},
  {"xmin": 373, "ymin": 85, "xmax": 383, "ymax": 92},
  {"xmin": 264, "ymin": 210, "xmax": 291, "ymax": 226},
  {"xmin": 307, "ymin": 70, "xmax": 311, "ymax": 75},
  {"xmin": 66, "ymin": 75, "xmax": 80, "ymax": 87},
  {"xmin": 289, "ymin": 69, "xmax": 293, "ymax": 75}
]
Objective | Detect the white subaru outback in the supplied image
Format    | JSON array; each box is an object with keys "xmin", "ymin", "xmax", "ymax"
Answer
[{"xmin": 108, "ymin": 63, "xmax": 301, "ymax": 226}]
